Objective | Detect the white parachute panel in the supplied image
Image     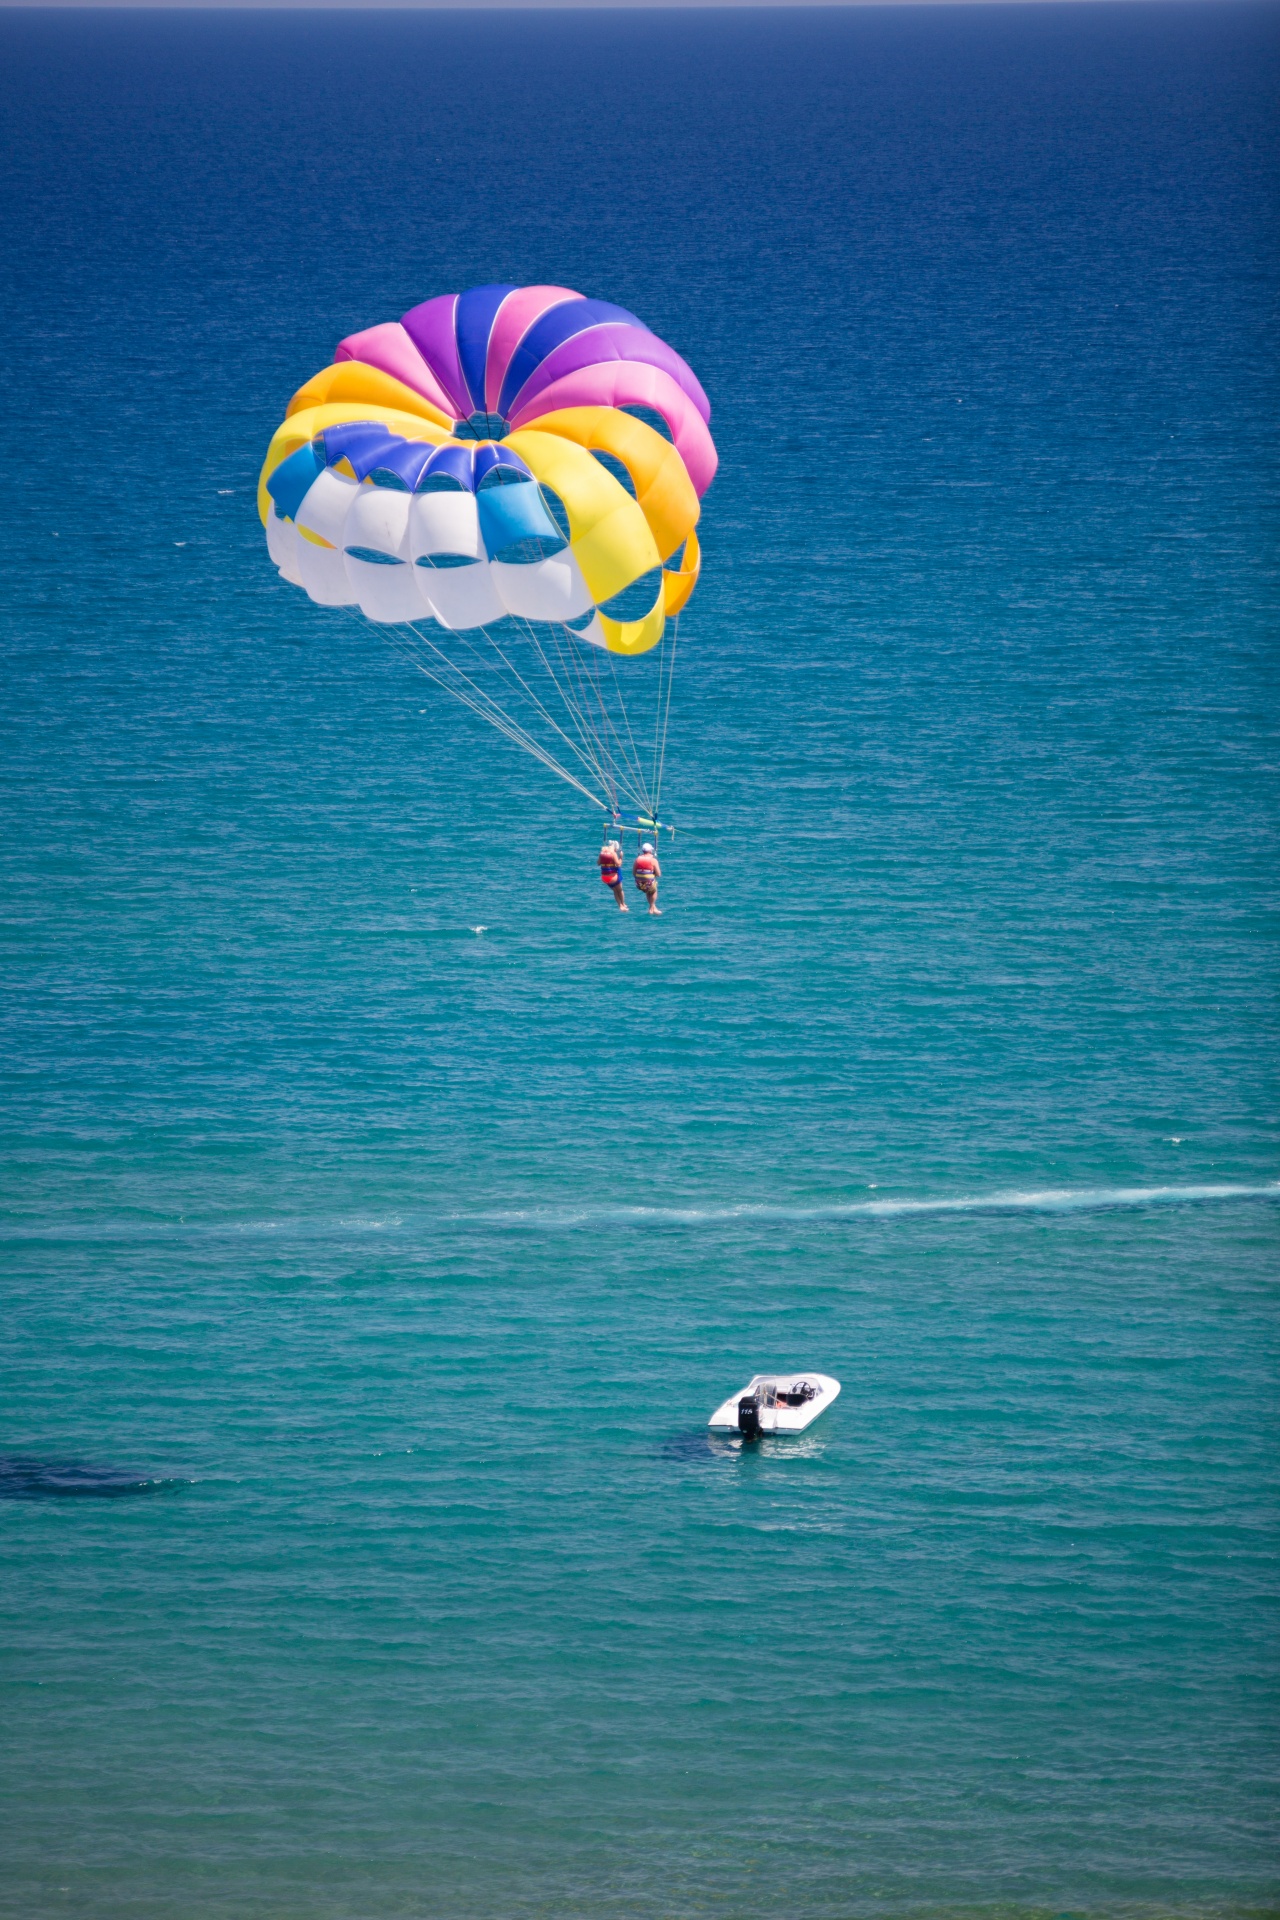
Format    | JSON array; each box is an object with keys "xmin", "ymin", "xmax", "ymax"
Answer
[
  {"xmin": 416, "ymin": 560, "xmax": 506, "ymax": 631},
  {"xmin": 492, "ymin": 551, "xmax": 594, "ymax": 624},
  {"xmin": 408, "ymin": 491, "xmax": 484, "ymax": 565},
  {"xmin": 265, "ymin": 512, "xmax": 302, "ymax": 586},
  {"xmin": 345, "ymin": 555, "xmax": 424, "ymax": 624},
  {"xmin": 295, "ymin": 468, "xmax": 360, "ymax": 548},
  {"xmin": 297, "ymin": 535, "xmax": 356, "ymax": 608},
  {"xmin": 345, "ymin": 485, "xmax": 412, "ymax": 561}
]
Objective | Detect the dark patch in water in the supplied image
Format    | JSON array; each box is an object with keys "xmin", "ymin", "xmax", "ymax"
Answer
[{"xmin": 0, "ymin": 1455, "xmax": 183, "ymax": 1501}]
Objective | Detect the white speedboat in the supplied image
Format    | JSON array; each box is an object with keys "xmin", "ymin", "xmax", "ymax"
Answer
[{"xmin": 708, "ymin": 1372, "xmax": 841, "ymax": 1439}]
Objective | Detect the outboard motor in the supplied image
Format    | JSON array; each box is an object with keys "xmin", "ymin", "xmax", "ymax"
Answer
[{"xmin": 737, "ymin": 1393, "xmax": 762, "ymax": 1440}]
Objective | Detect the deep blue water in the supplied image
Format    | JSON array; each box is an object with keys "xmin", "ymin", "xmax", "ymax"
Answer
[{"xmin": 1, "ymin": 5, "xmax": 1278, "ymax": 1914}]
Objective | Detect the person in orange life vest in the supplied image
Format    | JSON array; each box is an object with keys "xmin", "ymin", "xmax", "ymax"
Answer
[
  {"xmin": 598, "ymin": 837, "xmax": 628, "ymax": 910},
  {"xmin": 633, "ymin": 841, "xmax": 661, "ymax": 915}
]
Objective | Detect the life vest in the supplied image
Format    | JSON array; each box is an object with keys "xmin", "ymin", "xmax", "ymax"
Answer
[{"xmin": 634, "ymin": 853, "xmax": 657, "ymax": 877}]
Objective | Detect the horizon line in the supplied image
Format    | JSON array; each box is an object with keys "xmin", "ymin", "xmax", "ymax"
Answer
[{"xmin": 0, "ymin": 0, "xmax": 1253, "ymax": 12}]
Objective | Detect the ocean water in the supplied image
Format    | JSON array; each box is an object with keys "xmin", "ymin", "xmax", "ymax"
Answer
[{"xmin": 1, "ymin": 5, "xmax": 1277, "ymax": 1914}]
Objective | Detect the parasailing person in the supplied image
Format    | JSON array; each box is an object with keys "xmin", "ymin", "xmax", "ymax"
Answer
[
  {"xmin": 598, "ymin": 836, "xmax": 628, "ymax": 910},
  {"xmin": 633, "ymin": 841, "xmax": 662, "ymax": 915}
]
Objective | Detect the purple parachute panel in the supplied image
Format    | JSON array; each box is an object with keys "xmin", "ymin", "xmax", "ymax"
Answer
[
  {"xmin": 503, "ymin": 323, "xmax": 711, "ymax": 425},
  {"xmin": 399, "ymin": 294, "xmax": 470, "ymax": 419}
]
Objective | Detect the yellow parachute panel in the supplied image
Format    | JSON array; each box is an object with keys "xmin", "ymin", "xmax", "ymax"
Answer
[
  {"xmin": 597, "ymin": 598, "xmax": 666, "ymax": 658},
  {"xmin": 286, "ymin": 363, "xmax": 454, "ymax": 432},
  {"xmin": 663, "ymin": 525, "xmax": 701, "ymax": 618},
  {"xmin": 524, "ymin": 407, "xmax": 699, "ymax": 564},
  {"xmin": 506, "ymin": 428, "xmax": 661, "ymax": 606}
]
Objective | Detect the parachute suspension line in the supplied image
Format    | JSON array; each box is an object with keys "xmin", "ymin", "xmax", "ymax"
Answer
[
  {"xmin": 364, "ymin": 614, "xmax": 606, "ymax": 809},
  {"xmin": 576, "ymin": 623, "xmax": 653, "ymax": 819},
  {"xmin": 450, "ymin": 614, "xmax": 619, "ymax": 802},
  {"xmin": 541, "ymin": 624, "xmax": 631, "ymax": 818},
  {"xmin": 408, "ymin": 615, "xmax": 620, "ymax": 808},
  {"xmin": 396, "ymin": 621, "xmax": 566, "ymax": 771},
  {"xmin": 393, "ymin": 605, "xmax": 650, "ymax": 817},
  {"xmin": 533, "ymin": 622, "xmax": 620, "ymax": 817},
  {"xmin": 544, "ymin": 617, "xmax": 648, "ymax": 817},
  {"xmin": 411, "ymin": 616, "xmax": 554, "ymax": 740},
  {"xmin": 529, "ymin": 633, "xmax": 614, "ymax": 814},
  {"xmin": 510, "ymin": 614, "xmax": 631, "ymax": 813},
  {"xmin": 353, "ymin": 596, "xmax": 678, "ymax": 825},
  {"xmin": 580, "ymin": 640, "xmax": 632, "ymax": 818},
  {"xmin": 649, "ymin": 624, "xmax": 670, "ymax": 811},
  {"xmin": 439, "ymin": 619, "xmax": 606, "ymax": 794},
  {"xmin": 410, "ymin": 633, "xmax": 610, "ymax": 806},
  {"xmin": 390, "ymin": 640, "xmax": 587, "ymax": 798},
  {"xmin": 653, "ymin": 614, "xmax": 680, "ymax": 823},
  {"xmin": 345, "ymin": 608, "xmax": 677, "ymax": 827},
  {"xmin": 550, "ymin": 623, "xmax": 626, "ymax": 812},
  {"xmin": 386, "ymin": 629, "xmax": 603, "ymax": 806},
  {"xmin": 522, "ymin": 612, "xmax": 650, "ymax": 819},
  {"xmin": 601, "ymin": 639, "xmax": 655, "ymax": 820},
  {"xmin": 404, "ymin": 645, "xmax": 605, "ymax": 807}
]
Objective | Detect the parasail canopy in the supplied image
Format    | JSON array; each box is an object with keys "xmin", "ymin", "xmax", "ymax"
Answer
[{"xmin": 258, "ymin": 285, "xmax": 717, "ymax": 820}]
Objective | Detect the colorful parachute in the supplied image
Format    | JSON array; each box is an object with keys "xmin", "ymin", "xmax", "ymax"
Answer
[{"xmin": 258, "ymin": 285, "xmax": 716, "ymax": 820}]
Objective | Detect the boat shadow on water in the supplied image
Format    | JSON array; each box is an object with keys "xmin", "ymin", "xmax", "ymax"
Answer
[{"xmin": 0, "ymin": 1455, "xmax": 187, "ymax": 1502}]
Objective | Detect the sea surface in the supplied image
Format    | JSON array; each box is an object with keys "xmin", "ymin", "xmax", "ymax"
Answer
[{"xmin": 1, "ymin": 6, "xmax": 1277, "ymax": 1915}]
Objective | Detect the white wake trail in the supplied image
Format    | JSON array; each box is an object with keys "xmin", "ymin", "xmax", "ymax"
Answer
[
  {"xmin": 464, "ymin": 1182, "xmax": 1280, "ymax": 1230},
  {"xmin": 4, "ymin": 1183, "xmax": 1275, "ymax": 1244}
]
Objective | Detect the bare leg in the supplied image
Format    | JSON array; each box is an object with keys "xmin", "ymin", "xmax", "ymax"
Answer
[
  {"xmin": 613, "ymin": 883, "xmax": 629, "ymax": 911},
  {"xmin": 647, "ymin": 887, "xmax": 661, "ymax": 916}
]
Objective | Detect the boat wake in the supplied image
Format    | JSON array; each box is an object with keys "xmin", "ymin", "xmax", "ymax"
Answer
[
  {"xmin": 468, "ymin": 1181, "xmax": 1280, "ymax": 1230},
  {"xmin": 3, "ymin": 1182, "xmax": 1274, "ymax": 1243}
]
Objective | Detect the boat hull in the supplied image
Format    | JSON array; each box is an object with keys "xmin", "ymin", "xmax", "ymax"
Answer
[{"xmin": 707, "ymin": 1372, "xmax": 841, "ymax": 1435}]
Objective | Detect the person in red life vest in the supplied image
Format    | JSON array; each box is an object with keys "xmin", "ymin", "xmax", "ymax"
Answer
[
  {"xmin": 598, "ymin": 837, "xmax": 628, "ymax": 910},
  {"xmin": 633, "ymin": 841, "xmax": 662, "ymax": 915}
]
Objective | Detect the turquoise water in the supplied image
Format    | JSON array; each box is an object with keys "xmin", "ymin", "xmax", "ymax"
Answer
[{"xmin": 1, "ymin": 6, "xmax": 1278, "ymax": 1913}]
